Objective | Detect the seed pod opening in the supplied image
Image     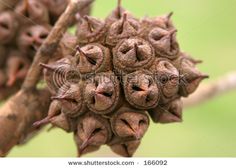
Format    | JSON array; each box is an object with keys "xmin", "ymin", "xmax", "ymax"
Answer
[
  {"xmin": 111, "ymin": 105, "xmax": 149, "ymax": 140},
  {"xmin": 84, "ymin": 72, "xmax": 121, "ymax": 114},
  {"xmin": 123, "ymin": 70, "xmax": 160, "ymax": 109},
  {"xmin": 75, "ymin": 44, "xmax": 111, "ymax": 75},
  {"xmin": 15, "ymin": 0, "xmax": 49, "ymax": 24},
  {"xmin": 150, "ymin": 58, "xmax": 179, "ymax": 104},
  {"xmin": 75, "ymin": 112, "xmax": 112, "ymax": 157},
  {"xmin": 148, "ymin": 98, "xmax": 183, "ymax": 123},
  {"xmin": 148, "ymin": 28, "xmax": 179, "ymax": 59},
  {"xmin": 52, "ymin": 82, "xmax": 86, "ymax": 118},
  {"xmin": 76, "ymin": 15, "xmax": 106, "ymax": 44},
  {"xmin": 17, "ymin": 25, "xmax": 51, "ymax": 60},
  {"xmin": 108, "ymin": 136, "xmax": 141, "ymax": 157},
  {"xmin": 0, "ymin": 11, "xmax": 19, "ymax": 45},
  {"xmin": 113, "ymin": 38, "xmax": 155, "ymax": 73},
  {"xmin": 106, "ymin": 13, "xmax": 140, "ymax": 46}
]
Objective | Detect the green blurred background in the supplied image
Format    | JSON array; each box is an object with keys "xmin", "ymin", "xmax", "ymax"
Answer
[{"xmin": 7, "ymin": 0, "xmax": 236, "ymax": 157}]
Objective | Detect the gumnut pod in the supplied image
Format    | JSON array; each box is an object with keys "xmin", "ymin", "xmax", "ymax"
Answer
[
  {"xmin": 147, "ymin": 28, "xmax": 179, "ymax": 59},
  {"xmin": 75, "ymin": 44, "xmax": 111, "ymax": 75},
  {"xmin": 76, "ymin": 15, "xmax": 106, "ymax": 44},
  {"xmin": 106, "ymin": 13, "xmax": 140, "ymax": 46},
  {"xmin": 108, "ymin": 136, "xmax": 141, "ymax": 157},
  {"xmin": 84, "ymin": 72, "xmax": 121, "ymax": 115},
  {"xmin": 123, "ymin": 70, "xmax": 160, "ymax": 109},
  {"xmin": 113, "ymin": 38, "xmax": 155, "ymax": 74},
  {"xmin": 149, "ymin": 58, "xmax": 179, "ymax": 104},
  {"xmin": 148, "ymin": 98, "xmax": 183, "ymax": 123},
  {"xmin": 74, "ymin": 112, "xmax": 112, "ymax": 157},
  {"xmin": 111, "ymin": 104, "xmax": 149, "ymax": 140}
]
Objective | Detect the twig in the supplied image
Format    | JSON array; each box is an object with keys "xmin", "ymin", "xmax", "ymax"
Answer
[
  {"xmin": 22, "ymin": 0, "xmax": 94, "ymax": 91},
  {"xmin": 0, "ymin": 0, "xmax": 17, "ymax": 11},
  {"xmin": 183, "ymin": 71, "xmax": 236, "ymax": 107},
  {"xmin": 0, "ymin": 0, "xmax": 94, "ymax": 156}
]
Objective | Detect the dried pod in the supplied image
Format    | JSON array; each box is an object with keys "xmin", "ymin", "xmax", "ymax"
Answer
[
  {"xmin": 52, "ymin": 82, "xmax": 87, "ymax": 118},
  {"xmin": 149, "ymin": 58, "xmax": 179, "ymax": 104},
  {"xmin": 84, "ymin": 72, "xmax": 121, "ymax": 115},
  {"xmin": 113, "ymin": 38, "xmax": 155, "ymax": 73},
  {"xmin": 6, "ymin": 50, "xmax": 30, "ymax": 87},
  {"xmin": 0, "ymin": 45, "xmax": 6, "ymax": 68},
  {"xmin": 105, "ymin": 0, "xmax": 133, "ymax": 26},
  {"xmin": 15, "ymin": 0, "xmax": 49, "ymax": 24},
  {"xmin": 148, "ymin": 98, "xmax": 183, "ymax": 123},
  {"xmin": 74, "ymin": 112, "xmax": 112, "ymax": 157},
  {"xmin": 76, "ymin": 15, "xmax": 106, "ymax": 44},
  {"xmin": 50, "ymin": 112, "xmax": 77, "ymax": 132},
  {"xmin": 42, "ymin": 56, "xmax": 77, "ymax": 95},
  {"xmin": 108, "ymin": 136, "xmax": 141, "ymax": 157},
  {"xmin": 173, "ymin": 53, "xmax": 208, "ymax": 97},
  {"xmin": 106, "ymin": 13, "xmax": 140, "ymax": 46},
  {"xmin": 40, "ymin": 0, "xmax": 68, "ymax": 24},
  {"xmin": 0, "ymin": 11, "xmax": 19, "ymax": 45},
  {"xmin": 33, "ymin": 100, "xmax": 61, "ymax": 127},
  {"xmin": 140, "ymin": 12, "xmax": 174, "ymax": 37},
  {"xmin": 17, "ymin": 25, "xmax": 51, "ymax": 60},
  {"xmin": 75, "ymin": 44, "xmax": 111, "ymax": 75},
  {"xmin": 148, "ymin": 28, "xmax": 179, "ymax": 59},
  {"xmin": 123, "ymin": 70, "xmax": 160, "ymax": 109},
  {"xmin": 111, "ymin": 105, "xmax": 149, "ymax": 140}
]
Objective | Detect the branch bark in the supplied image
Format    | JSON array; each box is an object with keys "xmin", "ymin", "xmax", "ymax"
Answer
[
  {"xmin": 0, "ymin": 0, "xmax": 94, "ymax": 157},
  {"xmin": 183, "ymin": 71, "xmax": 236, "ymax": 107}
]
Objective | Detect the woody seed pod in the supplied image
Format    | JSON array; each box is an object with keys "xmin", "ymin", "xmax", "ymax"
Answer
[
  {"xmin": 74, "ymin": 112, "xmax": 112, "ymax": 157},
  {"xmin": 123, "ymin": 70, "xmax": 160, "ymax": 109},
  {"xmin": 84, "ymin": 72, "xmax": 121, "ymax": 115},
  {"xmin": 148, "ymin": 98, "xmax": 183, "ymax": 123},
  {"xmin": 113, "ymin": 38, "xmax": 155, "ymax": 74},
  {"xmin": 75, "ymin": 44, "xmax": 111, "ymax": 75},
  {"xmin": 111, "ymin": 105, "xmax": 149, "ymax": 140},
  {"xmin": 148, "ymin": 28, "xmax": 179, "ymax": 59}
]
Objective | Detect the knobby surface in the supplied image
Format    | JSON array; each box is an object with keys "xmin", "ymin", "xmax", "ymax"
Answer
[{"xmin": 0, "ymin": 0, "xmax": 94, "ymax": 156}]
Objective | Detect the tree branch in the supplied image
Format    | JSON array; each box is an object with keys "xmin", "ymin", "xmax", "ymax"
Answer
[{"xmin": 183, "ymin": 71, "xmax": 236, "ymax": 107}]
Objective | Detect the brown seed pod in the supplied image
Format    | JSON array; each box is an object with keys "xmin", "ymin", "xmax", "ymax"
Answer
[
  {"xmin": 149, "ymin": 58, "xmax": 179, "ymax": 104},
  {"xmin": 40, "ymin": 0, "xmax": 69, "ymax": 24},
  {"xmin": 139, "ymin": 12, "xmax": 174, "ymax": 37},
  {"xmin": 105, "ymin": 0, "xmax": 133, "ymax": 26},
  {"xmin": 0, "ymin": 11, "xmax": 19, "ymax": 45},
  {"xmin": 17, "ymin": 24, "xmax": 51, "ymax": 60},
  {"xmin": 0, "ymin": 69, "xmax": 6, "ymax": 87},
  {"xmin": 148, "ymin": 98, "xmax": 183, "ymax": 123},
  {"xmin": 108, "ymin": 136, "xmax": 141, "ymax": 157},
  {"xmin": 76, "ymin": 15, "xmax": 106, "ymax": 44},
  {"xmin": 33, "ymin": 100, "xmax": 62, "ymax": 127},
  {"xmin": 111, "ymin": 105, "xmax": 149, "ymax": 140},
  {"xmin": 75, "ymin": 44, "xmax": 111, "ymax": 75},
  {"xmin": 123, "ymin": 70, "xmax": 160, "ymax": 109},
  {"xmin": 113, "ymin": 38, "xmax": 155, "ymax": 74},
  {"xmin": 6, "ymin": 50, "xmax": 30, "ymax": 87},
  {"xmin": 74, "ymin": 112, "xmax": 112, "ymax": 157},
  {"xmin": 173, "ymin": 53, "xmax": 208, "ymax": 97},
  {"xmin": 106, "ymin": 13, "xmax": 140, "ymax": 46},
  {"xmin": 84, "ymin": 72, "xmax": 121, "ymax": 115},
  {"xmin": 15, "ymin": 0, "xmax": 49, "ymax": 25},
  {"xmin": 41, "ymin": 56, "xmax": 77, "ymax": 95},
  {"xmin": 148, "ymin": 28, "xmax": 179, "ymax": 59},
  {"xmin": 52, "ymin": 82, "xmax": 87, "ymax": 118}
]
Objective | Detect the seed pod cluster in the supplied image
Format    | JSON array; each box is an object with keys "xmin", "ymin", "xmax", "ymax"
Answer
[
  {"xmin": 0, "ymin": 0, "xmax": 79, "ymax": 100},
  {"xmin": 38, "ymin": 0, "xmax": 208, "ymax": 157}
]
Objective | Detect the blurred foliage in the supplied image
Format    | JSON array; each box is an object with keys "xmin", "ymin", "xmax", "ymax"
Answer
[{"xmin": 5, "ymin": 0, "xmax": 236, "ymax": 157}]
